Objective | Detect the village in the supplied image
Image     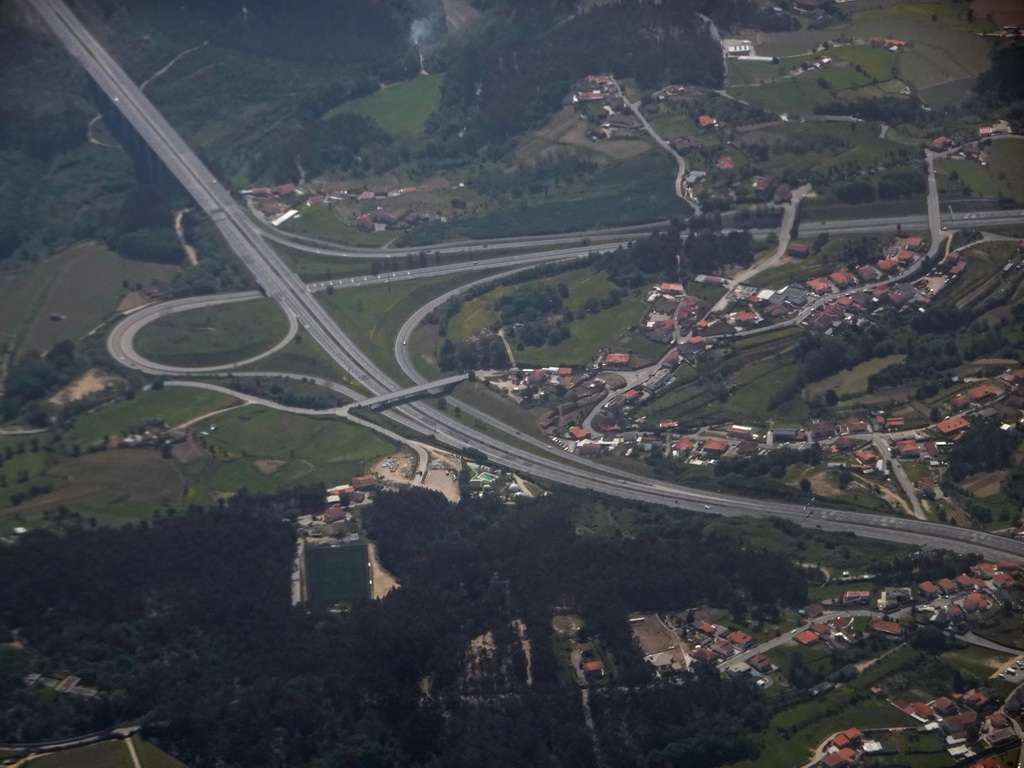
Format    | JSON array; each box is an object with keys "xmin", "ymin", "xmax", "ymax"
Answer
[
  {"xmin": 469, "ymin": 231, "xmax": 1024, "ymax": 526},
  {"xmin": 556, "ymin": 559, "xmax": 1024, "ymax": 767}
]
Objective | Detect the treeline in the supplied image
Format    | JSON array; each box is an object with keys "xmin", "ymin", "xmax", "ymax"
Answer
[
  {"xmin": 948, "ymin": 422, "xmax": 1020, "ymax": 482},
  {"xmin": 433, "ymin": 1, "xmax": 723, "ymax": 150},
  {"xmin": 974, "ymin": 42, "xmax": 1024, "ymax": 107},
  {"xmin": 813, "ymin": 96, "xmax": 923, "ymax": 124},
  {"xmin": 834, "ymin": 166, "xmax": 926, "ymax": 204},
  {"xmin": 1, "ymin": 341, "xmax": 85, "ymax": 426},
  {"xmin": 0, "ymin": 486, "xmax": 811, "ymax": 767}
]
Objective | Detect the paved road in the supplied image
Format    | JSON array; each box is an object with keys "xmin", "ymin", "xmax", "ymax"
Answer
[
  {"xmin": 105, "ymin": 292, "xmax": 298, "ymax": 375},
  {"xmin": 710, "ymin": 183, "xmax": 812, "ymax": 314},
  {"xmin": 43, "ymin": 0, "xmax": 1024, "ymax": 564}
]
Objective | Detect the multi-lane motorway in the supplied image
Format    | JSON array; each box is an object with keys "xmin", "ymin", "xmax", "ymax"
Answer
[{"xmin": 36, "ymin": 0, "xmax": 1024, "ymax": 561}]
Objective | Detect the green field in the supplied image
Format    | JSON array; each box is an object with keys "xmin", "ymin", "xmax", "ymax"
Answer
[
  {"xmin": 941, "ymin": 140, "xmax": 1024, "ymax": 201},
  {"xmin": 730, "ymin": 76, "xmax": 835, "ymax": 115},
  {"xmin": 305, "ymin": 541, "xmax": 372, "ymax": 608},
  {"xmin": 398, "ymin": 152, "xmax": 683, "ymax": 244},
  {"xmin": 132, "ymin": 738, "xmax": 189, "ymax": 768},
  {"xmin": 62, "ymin": 387, "xmax": 240, "ymax": 448},
  {"xmin": 133, "ymin": 298, "xmax": 291, "ymax": 368},
  {"xmin": 805, "ymin": 354, "xmax": 907, "ymax": 400},
  {"xmin": 0, "ymin": 241, "xmax": 177, "ymax": 358},
  {"xmin": 517, "ymin": 292, "xmax": 648, "ymax": 368},
  {"xmin": 237, "ymin": 333, "xmax": 360, "ymax": 389},
  {"xmin": 319, "ymin": 269, "xmax": 507, "ymax": 382},
  {"xmin": 28, "ymin": 741, "xmax": 135, "ymax": 768},
  {"xmin": 277, "ymin": 205, "xmax": 395, "ymax": 247},
  {"xmin": 443, "ymin": 265, "xmax": 651, "ymax": 368},
  {"xmin": 182, "ymin": 405, "xmax": 394, "ymax": 500},
  {"xmin": 19, "ymin": 738, "xmax": 187, "ymax": 768},
  {"xmin": 830, "ymin": 45, "xmax": 898, "ymax": 82},
  {"xmin": 325, "ymin": 74, "xmax": 443, "ymax": 135}
]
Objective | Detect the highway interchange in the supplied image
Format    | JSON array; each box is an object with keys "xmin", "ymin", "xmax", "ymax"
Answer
[{"xmin": 35, "ymin": 0, "xmax": 1024, "ymax": 562}]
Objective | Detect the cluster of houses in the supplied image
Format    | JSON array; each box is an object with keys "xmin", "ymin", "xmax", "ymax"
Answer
[
  {"xmin": 242, "ymin": 179, "xmax": 452, "ymax": 231},
  {"xmin": 892, "ymin": 690, "xmax": 1015, "ymax": 761},
  {"xmin": 808, "ymin": 728, "xmax": 885, "ymax": 768},
  {"xmin": 929, "ymin": 121, "xmax": 1014, "ymax": 165},
  {"xmin": 320, "ymin": 475, "xmax": 379, "ymax": 521},
  {"xmin": 571, "ymin": 75, "xmax": 644, "ymax": 140},
  {"xmin": 116, "ymin": 418, "xmax": 188, "ymax": 449},
  {"xmin": 915, "ymin": 561, "xmax": 1019, "ymax": 628}
]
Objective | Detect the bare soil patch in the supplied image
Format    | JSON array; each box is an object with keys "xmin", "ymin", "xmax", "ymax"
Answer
[
  {"xmin": 422, "ymin": 449, "xmax": 461, "ymax": 502},
  {"xmin": 13, "ymin": 450, "xmax": 184, "ymax": 514},
  {"xmin": 631, "ymin": 614, "xmax": 687, "ymax": 665},
  {"xmin": 48, "ymin": 369, "xmax": 119, "ymax": 406},
  {"xmin": 808, "ymin": 471, "xmax": 841, "ymax": 497},
  {"xmin": 512, "ymin": 619, "xmax": 533, "ymax": 686},
  {"xmin": 368, "ymin": 541, "xmax": 400, "ymax": 598},
  {"xmin": 116, "ymin": 291, "xmax": 151, "ymax": 313},
  {"xmin": 254, "ymin": 459, "xmax": 287, "ymax": 476},
  {"xmin": 962, "ymin": 470, "xmax": 1007, "ymax": 498},
  {"xmin": 170, "ymin": 439, "xmax": 208, "ymax": 464},
  {"xmin": 373, "ymin": 449, "xmax": 417, "ymax": 484}
]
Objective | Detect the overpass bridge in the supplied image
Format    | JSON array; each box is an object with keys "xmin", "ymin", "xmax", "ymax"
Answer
[{"xmin": 354, "ymin": 374, "xmax": 468, "ymax": 410}]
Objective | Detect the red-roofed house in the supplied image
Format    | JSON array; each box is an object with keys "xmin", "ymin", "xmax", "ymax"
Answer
[
  {"xmin": 788, "ymin": 242, "xmax": 811, "ymax": 257},
  {"xmin": 717, "ymin": 156, "xmax": 736, "ymax": 170},
  {"xmin": 895, "ymin": 439, "xmax": 920, "ymax": 458},
  {"xmin": 807, "ymin": 277, "xmax": 833, "ymax": 294},
  {"xmin": 674, "ymin": 436, "xmax": 695, "ymax": 453},
  {"xmin": 726, "ymin": 630, "xmax": 754, "ymax": 649},
  {"xmin": 905, "ymin": 236, "xmax": 925, "ymax": 251},
  {"xmin": 936, "ymin": 416, "xmax": 970, "ymax": 435},
  {"xmin": 819, "ymin": 747, "xmax": 858, "ymax": 768},
  {"xmin": 829, "ymin": 269, "xmax": 857, "ymax": 289},
  {"xmin": 877, "ymin": 258, "xmax": 899, "ymax": 273},
  {"xmin": 351, "ymin": 475, "xmax": 378, "ymax": 491},
  {"xmin": 871, "ymin": 620, "xmax": 904, "ymax": 636},
  {"xmin": 919, "ymin": 581, "xmax": 939, "ymax": 599},
  {"xmin": 605, "ymin": 352, "xmax": 631, "ymax": 367},
  {"xmin": 994, "ymin": 572, "xmax": 1016, "ymax": 588},
  {"xmin": 950, "ymin": 393, "xmax": 972, "ymax": 412},
  {"xmin": 937, "ymin": 577, "xmax": 959, "ymax": 595},
  {"xmin": 749, "ymin": 653, "xmax": 773, "ymax": 673},
  {"xmin": 583, "ymin": 660, "xmax": 605, "ymax": 678},
  {"xmin": 929, "ymin": 137, "xmax": 953, "ymax": 151},
  {"xmin": 701, "ymin": 438, "xmax": 729, "ymax": 457},
  {"xmin": 831, "ymin": 728, "xmax": 863, "ymax": 750},
  {"xmin": 857, "ymin": 264, "xmax": 882, "ymax": 282},
  {"xmin": 692, "ymin": 647, "xmax": 716, "ymax": 663},
  {"xmin": 968, "ymin": 384, "xmax": 998, "ymax": 402},
  {"xmin": 896, "ymin": 248, "xmax": 916, "ymax": 263},
  {"xmin": 698, "ymin": 115, "xmax": 718, "ymax": 128},
  {"xmin": 690, "ymin": 647, "xmax": 718, "ymax": 664},
  {"xmin": 795, "ymin": 629, "xmax": 820, "ymax": 645},
  {"xmin": 568, "ymin": 426, "xmax": 591, "ymax": 440}
]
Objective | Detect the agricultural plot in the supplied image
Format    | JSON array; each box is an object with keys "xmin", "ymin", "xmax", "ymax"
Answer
[
  {"xmin": 133, "ymin": 298, "xmax": 291, "ymax": 368},
  {"xmin": 320, "ymin": 269, "xmax": 506, "ymax": 382},
  {"xmin": 277, "ymin": 205, "xmax": 395, "ymax": 248},
  {"xmin": 62, "ymin": 387, "xmax": 240, "ymax": 448},
  {"xmin": 940, "ymin": 139, "xmax": 1024, "ymax": 201},
  {"xmin": 185, "ymin": 405, "xmax": 394, "ymax": 498},
  {"xmin": 0, "ymin": 241, "xmax": 177, "ymax": 357},
  {"xmin": 325, "ymin": 74, "xmax": 443, "ymax": 135}
]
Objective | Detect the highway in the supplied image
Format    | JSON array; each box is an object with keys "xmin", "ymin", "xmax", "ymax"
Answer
[{"xmin": 40, "ymin": 0, "xmax": 1024, "ymax": 562}]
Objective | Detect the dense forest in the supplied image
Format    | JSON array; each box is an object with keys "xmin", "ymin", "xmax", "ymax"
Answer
[{"xmin": 0, "ymin": 486, "xmax": 810, "ymax": 767}]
